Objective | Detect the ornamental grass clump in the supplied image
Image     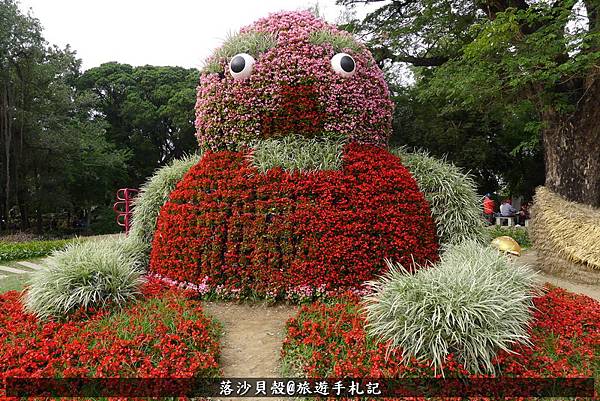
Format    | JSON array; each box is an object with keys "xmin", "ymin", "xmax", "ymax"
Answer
[
  {"xmin": 363, "ymin": 240, "xmax": 542, "ymax": 375},
  {"xmin": 392, "ymin": 147, "xmax": 486, "ymax": 246},
  {"xmin": 24, "ymin": 237, "xmax": 146, "ymax": 320},
  {"xmin": 249, "ymin": 134, "xmax": 345, "ymax": 173},
  {"xmin": 202, "ymin": 30, "xmax": 277, "ymax": 74},
  {"xmin": 127, "ymin": 152, "xmax": 202, "ymax": 264}
]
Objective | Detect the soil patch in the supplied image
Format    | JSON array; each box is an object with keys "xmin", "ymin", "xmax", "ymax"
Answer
[{"xmin": 203, "ymin": 302, "xmax": 298, "ymax": 377}]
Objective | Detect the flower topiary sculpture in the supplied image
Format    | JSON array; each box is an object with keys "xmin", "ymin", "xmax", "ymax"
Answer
[{"xmin": 148, "ymin": 11, "xmax": 442, "ymax": 299}]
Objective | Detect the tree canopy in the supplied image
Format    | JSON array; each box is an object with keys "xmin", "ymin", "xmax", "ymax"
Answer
[
  {"xmin": 341, "ymin": 0, "xmax": 599, "ymax": 205},
  {"xmin": 77, "ymin": 63, "xmax": 199, "ymax": 187}
]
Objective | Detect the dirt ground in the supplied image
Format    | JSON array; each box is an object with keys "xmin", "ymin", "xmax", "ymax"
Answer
[
  {"xmin": 202, "ymin": 301, "xmax": 298, "ymax": 377},
  {"xmin": 202, "ymin": 301, "xmax": 298, "ymax": 400}
]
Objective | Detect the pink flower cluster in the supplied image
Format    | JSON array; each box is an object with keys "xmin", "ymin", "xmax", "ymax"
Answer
[{"xmin": 195, "ymin": 11, "xmax": 394, "ymax": 150}]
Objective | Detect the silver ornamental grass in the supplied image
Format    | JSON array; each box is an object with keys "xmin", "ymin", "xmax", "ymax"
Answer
[
  {"xmin": 23, "ymin": 237, "xmax": 146, "ymax": 321},
  {"xmin": 248, "ymin": 134, "xmax": 345, "ymax": 173},
  {"xmin": 363, "ymin": 240, "xmax": 543, "ymax": 375},
  {"xmin": 391, "ymin": 147, "xmax": 486, "ymax": 246},
  {"xmin": 127, "ymin": 152, "xmax": 202, "ymax": 266}
]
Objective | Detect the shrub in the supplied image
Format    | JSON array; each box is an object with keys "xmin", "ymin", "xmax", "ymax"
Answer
[
  {"xmin": 23, "ymin": 237, "xmax": 146, "ymax": 320},
  {"xmin": 90, "ymin": 204, "xmax": 123, "ymax": 234},
  {"xmin": 0, "ymin": 238, "xmax": 74, "ymax": 262},
  {"xmin": 0, "ymin": 280, "xmax": 220, "ymax": 391},
  {"xmin": 392, "ymin": 148, "xmax": 486, "ymax": 246},
  {"xmin": 282, "ymin": 287, "xmax": 600, "ymax": 387},
  {"xmin": 363, "ymin": 240, "xmax": 542, "ymax": 375},
  {"xmin": 487, "ymin": 225, "xmax": 531, "ymax": 248},
  {"xmin": 150, "ymin": 143, "xmax": 439, "ymax": 299},
  {"xmin": 128, "ymin": 153, "xmax": 203, "ymax": 266},
  {"xmin": 249, "ymin": 134, "xmax": 345, "ymax": 173}
]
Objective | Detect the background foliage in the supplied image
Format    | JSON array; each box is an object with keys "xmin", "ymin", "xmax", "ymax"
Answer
[
  {"xmin": 0, "ymin": 0, "xmax": 199, "ymax": 235},
  {"xmin": 339, "ymin": 0, "xmax": 599, "ymax": 203}
]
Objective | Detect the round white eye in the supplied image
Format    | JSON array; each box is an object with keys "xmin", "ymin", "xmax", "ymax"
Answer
[
  {"xmin": 229, "ymin": 53, "xmax": 255, "ymax": 80},
  {"xmin": 331, "ymin": 53, "xmax": 356, "ymax": 77}
]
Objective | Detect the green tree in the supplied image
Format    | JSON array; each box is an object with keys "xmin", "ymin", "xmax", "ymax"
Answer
[
  {"xmin": 0, "ymin": 0, "xmax": 43, "ymax": 228},
  {"xmin": 342, "ymin": 0, "xmax": 600, "ymax": 205},
  {"xmin": 77, "ymin": 63, "xmax": 199, "ymax": 187},
  {"xmin": 1, "ymin": 0, "xmax": 129, "ymax": 232}
]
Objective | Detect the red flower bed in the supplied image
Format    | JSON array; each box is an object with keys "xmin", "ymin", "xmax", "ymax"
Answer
[
  {"xmin": 149, "ymin": 143, "xmax": 439, "ymax": 299},
  {"xmin": 0, "ymin": 280, "xmax": 220, "ymax": 400},
  {"xmin": 282, "ymin": 286, "xmax": 600, "ymax": 399}
]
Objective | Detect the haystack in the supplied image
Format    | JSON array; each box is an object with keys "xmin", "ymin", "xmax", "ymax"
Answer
[{"xmin": 530, "ymin": 186, "xmax": 600, "ymax": 284}]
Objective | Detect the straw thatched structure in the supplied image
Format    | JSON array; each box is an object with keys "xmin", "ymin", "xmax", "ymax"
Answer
[{"xmin": 530, "ymin": 186, "xmax": 600, "ymax": 284}]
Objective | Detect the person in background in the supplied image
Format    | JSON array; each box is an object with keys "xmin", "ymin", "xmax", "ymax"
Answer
[
  {"xmin": 483, "ymin": 193, "xmax": 496, "ymax": 224},
  {"xmin": 518, "ymin": 202, "xmax": 530, "ymax": 225},
  {"xmin": 500, "ymin": 199, "xmax": 518, "ymax": 217}
]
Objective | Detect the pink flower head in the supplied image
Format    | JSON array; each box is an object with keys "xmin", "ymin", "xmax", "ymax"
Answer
[{"xmin": 196, "ymin": 10, "xmax": 394, "ymax": 150}]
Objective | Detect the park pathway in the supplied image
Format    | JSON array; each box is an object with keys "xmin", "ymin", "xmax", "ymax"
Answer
[
  {"xmin": 0, "ymin": 260, "xmax": 47, "ymax": 276},
  {"xmin": 202, "ymin": 302, "xmax": 298, "ymax": 377},
  {"xmin": 202, "ymin": 301, "xmax": 298, "ymax": 401}
]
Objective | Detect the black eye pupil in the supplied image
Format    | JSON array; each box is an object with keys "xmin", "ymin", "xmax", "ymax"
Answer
[
  {"xmin": 231, "ymin": 56, "xmax": 245, "ymax": 73},
  {"xmin": 340, "ymin": 55, "xmax": 355, "ymax": 73}
]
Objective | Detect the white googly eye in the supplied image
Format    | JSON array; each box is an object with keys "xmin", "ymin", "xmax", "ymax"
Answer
[
  {"xmin": 229, "ymin": 53, "xmax": 255, "ymax": 80},
  {"xmin": 331, "ymin": 53, "xmax": 356, "ymax": 77}
]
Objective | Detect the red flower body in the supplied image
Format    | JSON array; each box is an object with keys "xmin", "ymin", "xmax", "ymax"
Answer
[{"xmin": 149, "ymin": 143, "xmax": 439, "ymax": 297}]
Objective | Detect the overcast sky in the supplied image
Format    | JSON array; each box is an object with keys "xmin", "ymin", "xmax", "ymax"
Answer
[{"xmin": 17, "ymin": 0, "xmax": 373, "ymax": 71}]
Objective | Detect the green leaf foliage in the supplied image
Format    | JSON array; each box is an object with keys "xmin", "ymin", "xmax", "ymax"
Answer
[
  {"xmin": 0, "ymin": 239, "xmax": 75, "ymax": 262},
  {"xmin": 77, "ymin": 63, "xmax": 200, "ymax": 189},
  {"xmin": 127, "ymin": 153, "xmax": 203, "ymax": 266},
  {"xmin": 340, "ymin": 0, "xmax": 599, "ymax": 201},
  {"xmin": 249, "ymin": 134, "xmax": 345, "ymax": 173},
  {"xmin": 487, "ymin": 226, "xmax": 531, "ymax": 249}
]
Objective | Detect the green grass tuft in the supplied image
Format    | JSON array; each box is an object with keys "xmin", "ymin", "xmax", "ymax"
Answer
[
  {"xmin": 363, "ymin": 240, "xmax": 542, "ymax": 376},
  {"xmin": 392, "ymin": 147, "xmax": 487, "ymax": 246},
  {"xmin": 308, "ymin": 29, "xmax": 362, "ymax": 53},
  {"xmin": 23, "ymin": 237, "xmax": 146, "ymax": 320},
  {"xmin": 202, "ymin": 31, "xmax": 277, "ymax": 74},
  {"xmin": 249, "ymin": 134, "xmax": 345, "ymax": 173}
]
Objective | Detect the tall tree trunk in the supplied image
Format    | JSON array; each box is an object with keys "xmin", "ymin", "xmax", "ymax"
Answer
[
  {"xmin": 542, "ymin": 77, "xmax": 600, "ymax": 207},
  {"xmin": 2, "ymin": 83, "xmax": 12, "ymax": 225},
  {"xmin": 35, "ymin": 207, "xmax": 42, "ymax": 234},
  {"xmin": 18, "ymin": 195, "xmax": 29, "ymax": 230}
]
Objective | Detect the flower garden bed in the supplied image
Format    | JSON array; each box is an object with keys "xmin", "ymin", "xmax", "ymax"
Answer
[
  {"xmin": 282, "ymin": 286, "xmax": 600, "ymax": 398},
  {"xmin": 0, "ymin": 279, "xmax": 221, "ymax": 399}
]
